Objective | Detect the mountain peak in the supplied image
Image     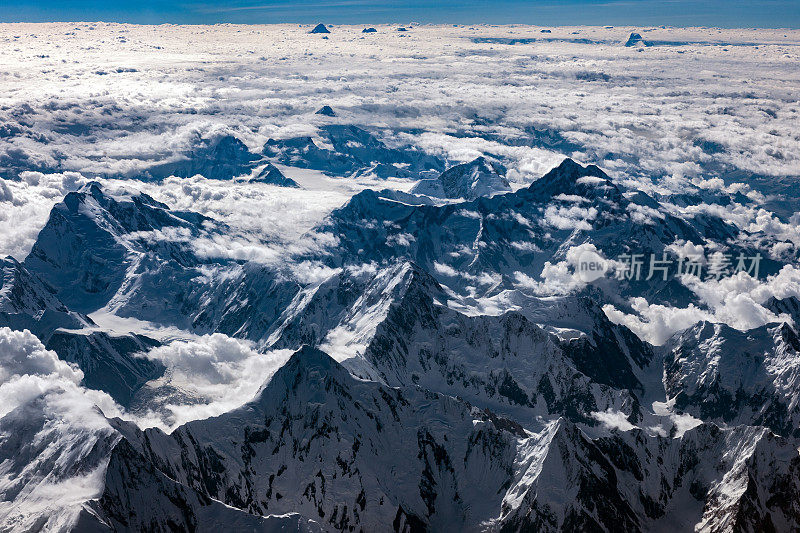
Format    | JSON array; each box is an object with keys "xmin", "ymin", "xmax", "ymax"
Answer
[
  {"xmin": 411, "ymin": 155, "xmax": 511, "ymax": 200},
  {"xmin": 625, "ymin": 32, "xmax": 651, "ymax": 47},
  {"xmin": 526, "ymin": 157, "xmax": 619, "ymax": 201},
  {"xmin": 290, "ymin": 344, "xmax": 335, "ymax": 366},
  {"xmin": 79, "ymin": 180, "xmax": 104, "ymax": 196},
  {"xmin": 309, "ymin": 24, "xmax": 330, "ymax": 34},
  {"xmin": 315, "ymin": 105, "xmax": 336, "ymax": 116},
  {"xmin": 140, "ymin": 133, "xmax": 260, "ymax": 181},
  {"xmin": 765, "ymin": 295, "xmax": 800, "ymax": 325},
  {"xmin": 254, "ymin": 345, "xmax": 343, "ymax": 403},
  {"xmin": 250, "ymin": 162, "xmax": 300, "ymax": 187},
  {"xmin": 24, "ymin": 183, "xmax": 207, "ymax": 313}
]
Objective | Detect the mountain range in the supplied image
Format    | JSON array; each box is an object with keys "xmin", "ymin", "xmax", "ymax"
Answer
[{"xmin": 1, "ymin": 142, "xmax": 798, "ymax": 531}]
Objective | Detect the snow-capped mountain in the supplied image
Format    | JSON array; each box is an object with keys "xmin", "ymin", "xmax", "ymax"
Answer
[
  {"xmin": 3, "ymin": 157, "xmax": 799, "ymax": 532},
  {"xmin": 663, "ymin": 320, "xmax": 800, "ymax": 437},
  {"xmin": 278, "ymin": 261, "xmax": 650, "ymax": 426},
  {"xmin": 411, "ymin": 156, "xmax": 511, "ymax": 200},
  {"xmin": 20, "ymin": 182, "xmax": 302, "ymax": 337},
  {"xmin": 140, "ymin": 133, "xmax": 262, "ymax": 181},
  {"xmin": 62, "ymin": 346, "xmax": 800, "ymax": 532},
  {"xmin": 315, "ymin": 157, "xmax": 772, "ymax": 306},
  {"xmin": 23, "ymin": 182, "xmax": 209, "ymax": 314}
]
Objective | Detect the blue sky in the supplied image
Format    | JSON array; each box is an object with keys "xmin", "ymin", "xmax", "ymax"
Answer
[{"xmin": 1, "ymin": 0, "xmax": 798, "ymax": 28}]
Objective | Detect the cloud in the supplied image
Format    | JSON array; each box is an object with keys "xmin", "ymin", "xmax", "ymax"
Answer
[
  {"xmin": 542, "ymin": 205, "xmax": 597, "ymax": 231},
  {"xmin": 513, "ymin": 243, "xmax": 608, "ymax": 296},
  {"xmin": 136, "ymin": 334, "xmax": 293, "ymax": 428},
  {"xmin": 591, "ymin": 408, "xmax": 635, "ymax": 432},
  {"xmin": 603, "ymin": 299, "xmax": 714, "ymax": 346},
  {"xmin": 604, "ymin": 266, "xmax": 800, "ymax": 345},
  {"xmin": 0, "ymin": 327, "xmax": 129, "ymax": 530}
]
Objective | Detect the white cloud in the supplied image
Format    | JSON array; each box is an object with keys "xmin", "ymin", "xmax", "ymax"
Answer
[
  {"xmin": 513, "ymin": 243, "xmax": 608, "ymax": 296},
  {"xmin": 591, "ymin": 408, "xmax": 636, "ymax": 432},
  {"xmin": 604, "ymin": 266, "xmax": 800, "ymax": 345},
  {"xmin": 542, "ymin": 205, "xmax": 598, "ymax": 231},
  {"xmin": 138, "ymin": 334, "xmax": 293, "ymax": 428}
]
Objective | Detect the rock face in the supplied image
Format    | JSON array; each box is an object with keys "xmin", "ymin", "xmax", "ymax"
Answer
[
  {"xmin": 45, "ymin": 330, "xmax": 163, "ymax": 406},
  {"xmin": 362, "ymin": 27, "xmax": 377, "ymax": 33},
  {"xmin": 0, "ymin": 255, "xmax": 88, "ymax": 339}
]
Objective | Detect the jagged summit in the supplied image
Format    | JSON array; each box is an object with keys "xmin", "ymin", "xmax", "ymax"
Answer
[
  {"xmin": 314, "ymin": 104, "xmax": 336, "ymax": 116},
  {"xmin": 663, "ymin": 318, "xmax": 800, "ymax": 436},
  {"xmin": 411, "ymin": 156, "xmax": 511, "ymax": 200},
  {"xmin": 267, "ymin": 259, "xmax": 446, "ymax": 354},
  {"xmin": 362, "ymin": 27, "xmax": 377, "ymax": 33},
  {"xmin": 309, "ymin": 23, "xmax": 330, "ymax": 34}
]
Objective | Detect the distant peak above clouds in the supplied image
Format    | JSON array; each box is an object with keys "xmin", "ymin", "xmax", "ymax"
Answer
[{"xmin": 309, "ymin": 23, "xmax": 330, "ymax": 34}]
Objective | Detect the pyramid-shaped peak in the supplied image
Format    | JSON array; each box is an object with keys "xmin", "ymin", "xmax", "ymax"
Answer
[
  {"xmin": 287, "ymin": 344, "xmax": 336, "ymax": 368},
  {"xmin": 254, "ymin": 345, "xmax": 343, "ymax": 402},
  {"xmin": 78, "ymin": 180, "xmax": 104, "ymax": 196},
  {"xmin": 251, "ymin": 163, "xmax": 300, "ymax": 188},
  {"xmin": 315, "ymin": 105, "xmax": 336, "ymax": 116},
  {"xmin": 310, "ymin": 23, "xmax": 330, "ymax": 34}
]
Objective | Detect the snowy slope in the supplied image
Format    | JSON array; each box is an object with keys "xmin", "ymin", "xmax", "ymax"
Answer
[
  {"xmin": 23, "ymin": 182, "xmax": 209, "ymax": 314},
  {"xmin": 663, "ymin": 320, "xmax": 800, "ymax": 437}
]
